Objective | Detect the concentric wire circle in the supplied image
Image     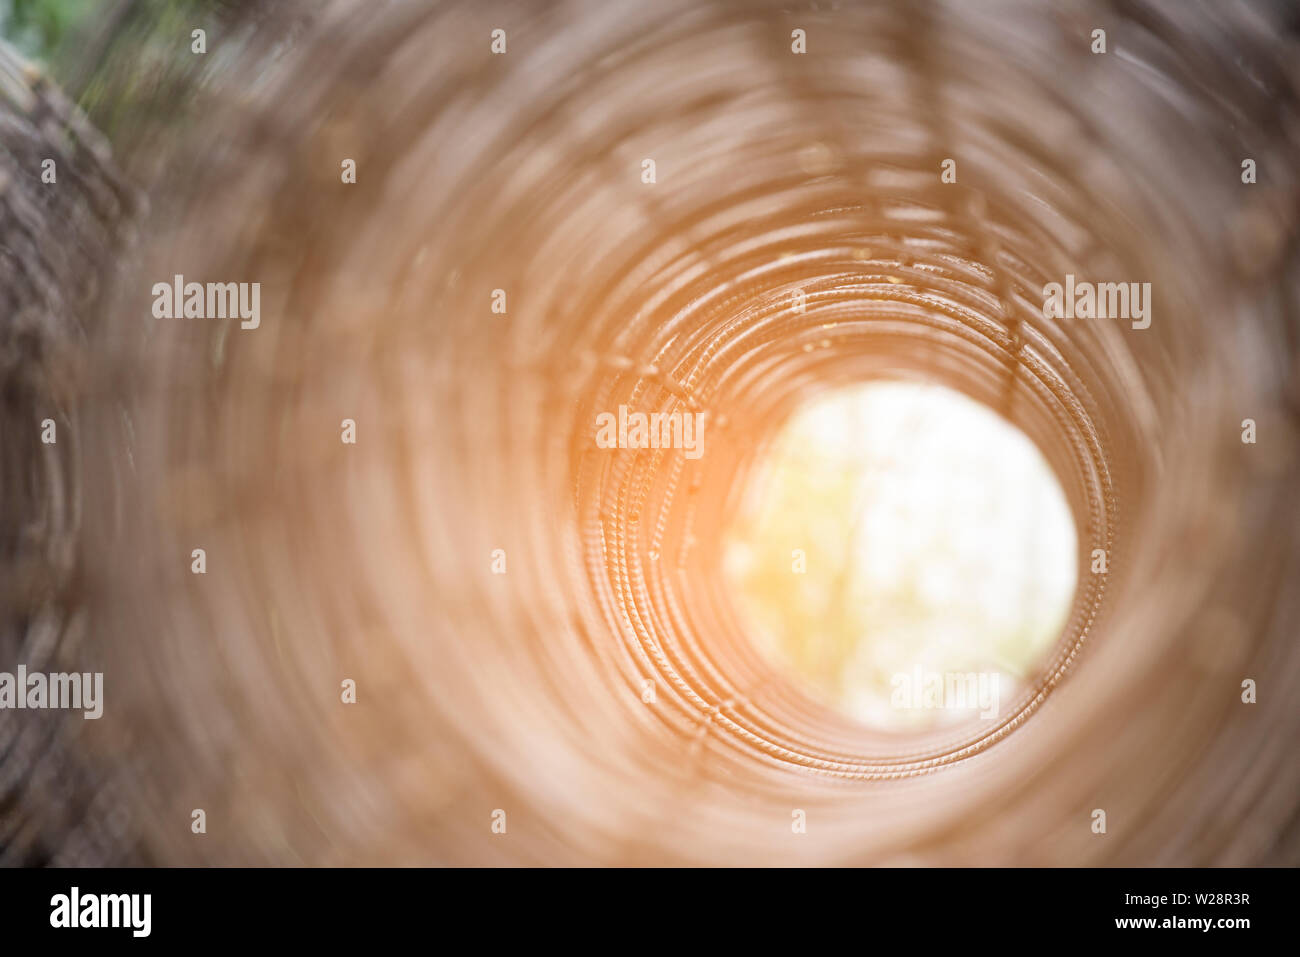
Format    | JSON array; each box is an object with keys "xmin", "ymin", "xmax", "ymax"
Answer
[{"xmin": 51, "ymin": 0, "xmax": 1300, "ymax": 864}]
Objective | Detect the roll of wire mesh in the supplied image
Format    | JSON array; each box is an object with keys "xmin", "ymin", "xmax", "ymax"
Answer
[
  {"xmin": 2, "ymin": 0, "xmax": 1298, "ymax": 864},
  {"xmin": 0, "ymin": 42, "xmax": 140, "ymax": 865}
]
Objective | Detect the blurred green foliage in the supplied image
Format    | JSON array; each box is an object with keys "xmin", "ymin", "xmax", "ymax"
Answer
[
  {"xmin": 0, "ymin": 0, "xmax": 234, "ymax": 143},
  {"xmin": 0, "ymin": 0, "xmax": 96, "ymax": 60}
]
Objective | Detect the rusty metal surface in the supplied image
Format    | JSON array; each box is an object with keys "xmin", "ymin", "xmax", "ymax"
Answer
[{"xmin": 2, "ymin": 0, "xmax": 1298, "ymax": 865}]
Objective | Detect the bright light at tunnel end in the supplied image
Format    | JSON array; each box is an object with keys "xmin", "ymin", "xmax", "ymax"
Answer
[{"xmin": 724, "ymin": 380, "xmax": 1079, "ymax": 732}]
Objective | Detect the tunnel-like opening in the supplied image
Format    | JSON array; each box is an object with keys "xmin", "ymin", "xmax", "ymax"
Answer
[
  {"xmin": 721, "ymin": 379, "xmax": 1078, "ymax": 732},
  {"xmin": 48, "ymin": 0, "xmax": 1294, "ymax": 866}
]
